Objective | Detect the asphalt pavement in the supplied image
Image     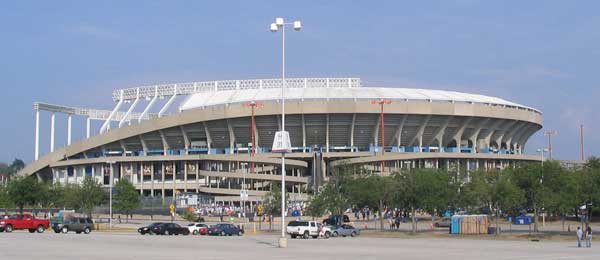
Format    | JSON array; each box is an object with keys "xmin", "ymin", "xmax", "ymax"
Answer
[{"xmin": 0, "ymin": 231, "xmax": 597, "ymax": 260}]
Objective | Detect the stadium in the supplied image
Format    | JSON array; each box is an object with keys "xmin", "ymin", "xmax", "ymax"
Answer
[{"xmin": 19, "ymin": 77, "xmax": 543, "ymax": 207}]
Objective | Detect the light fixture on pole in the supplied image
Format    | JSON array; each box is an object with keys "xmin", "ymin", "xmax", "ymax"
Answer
[
  {"xmin": 269, "ymin": 17, "xmax": 301, "ymax": 249},
  {"xmin": 543, "ymin": 130, "xmax": 557, "ymax": 160},
  {"xmin": 371, "ymin": 99, "xmax": 391, "ymax": 174}
]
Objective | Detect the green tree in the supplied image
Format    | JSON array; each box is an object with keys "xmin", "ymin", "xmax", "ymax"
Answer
[
  {"xmin": 507, "ymin": 163, "xmax": 545, "ymax": 232},
  {"xmin": 64, "ymin": 177, "xmax": 106, "ymax": 218},
  {"xmin": 113, "ymin": 179, "xmax": 140, "ymax": 222},
  {"xmin": 262, "ymin": 183, "xmax": 288, "ymax": 230},
  {"xmin": 9, "ymin": 159, "xmax": 25, "ymax": 175},
  {"xmin": 395, "ymin": 169, "xmax": 452, "ymax": 233},
  {"xmin": 6, "ymin": 176, "xmax": 41, "ymax": 213},
  {"xmin": 348, "ymin": 173, "xmax": 395, "ymax": 230},
  {"xmin": 0, "ymin": 185, "xmax": 14, "ymax": 210}
]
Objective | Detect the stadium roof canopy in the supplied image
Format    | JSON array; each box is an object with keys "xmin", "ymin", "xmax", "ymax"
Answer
[{"xmin": 179, "ymin": 86, "xmax": 540, "ymax": 114}]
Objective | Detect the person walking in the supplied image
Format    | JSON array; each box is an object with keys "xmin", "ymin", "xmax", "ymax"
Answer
[
  {"xmin": 577, "ymin": 227, "xmax": 583, "ymax": 248},
  {"xmin": 585, "ymin": 226, "xmax": 592, "ymax": 248}
]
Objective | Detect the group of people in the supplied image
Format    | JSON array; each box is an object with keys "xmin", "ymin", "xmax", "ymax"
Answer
[{"xmin": 576, "ymin": 226, "xmax": 592, "ymax": 248}]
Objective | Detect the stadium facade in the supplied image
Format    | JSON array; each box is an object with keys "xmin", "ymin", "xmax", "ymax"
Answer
[{"xmin": 19, "ymin": 77, "xmax": 543, "ymax": 206}]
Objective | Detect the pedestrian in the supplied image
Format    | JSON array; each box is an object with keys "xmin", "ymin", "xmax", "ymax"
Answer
[
  {"xmin": 577, "ymin": 227, "xmax": 583, "ymax": 248},
  {"xmin": 586, "ymin": 226, "xmax": 592, "ymax": 248},
  {"xmin": 395, "ymin": 217, "xmax": 401, "ymax": 230}
]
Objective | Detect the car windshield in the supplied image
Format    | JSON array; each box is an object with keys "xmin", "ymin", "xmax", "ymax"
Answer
[{"xmin": 187, "ymin": 223, "xmax": 195, "ymax": 227}]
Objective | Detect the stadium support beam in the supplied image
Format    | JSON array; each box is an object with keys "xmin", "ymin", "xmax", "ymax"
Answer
[
  {"xmin": 325, "ymin": 114, "xmax": 330, "ymax": 153},
  {"xmin": 158, "ymin": 130, "xmax": 169, "ymax": 155},
  {"xmin": 119, "ymin": 89, "xmax": 140, "ymax": 128},
  {"xmin": 350, "ymin": 114, "xmax": 356, "ymax": 151},
  {"xmin": 35, "ymin": 109, "xmax": 40, "ymax": 160},
  {"xmin": 466, "ymin": 118, "xmax": 490, "ymax": 153},
  {"xmin": 100, "ymin": 90, "xmax": 124, "ymax": 133},
  {"xmin": 492, "ymin": 120, "xmax": 518, "ymax": 149},
  {"xmin": 478, "ymin": 119, "xmax": 505, "ymax": 150},
  {"xmin": 408, "ymin": 115, "xmax": 431, "ymax": 149},
  {"xmin": 119, "ymin": 140, "xmax": 127, "ymax": 156},
  {"xmin": 504, "ymin": 121, "xmax": 528, "ymax": 151},
  {"xmin": 203, "ymin": 122, "xmax": 212, "ymax": 154},
  {"xmin": 227, "ymin": 119, "xmax": 235, "ymax": 154},
  {"xmin": 301, "ymin": 114, "xmax": 306, "ymax": 152},
  {"xmin": 86, "ymin": 117, "xmax": 91, "ymax": 139},
  {"xmin": 515, "ymin": 124, "xmax": 537, "ymax": 154},
  {"xmin": 180, "ymin": 126, "xmax": 190, "ymax": 154},
  {"xmin": 390, "ymin": 115, "xmax": 407, "ymax": 147},
  {"xmin": 445, "ymin": 117, "xmax": 472, "ymax": 151},
  {"xmin": 372, "ymin": 114, "xmax": 381, "ymax": 148},
  {"xmin": 158, "ymin": 85, "xmax": 177, "ymax": 117},
  {"xmin": 426, "ymin": 116, "xmax": 453, "ymax": 147},
  {"xmin": 50, "ymin": 112, "xmax": 55, "ymax": 152},
  {"xmin": 67, "ymin": 114, "xmax": 72, "ymax": 146},
  {"xmin": 139, "ymin": 135, "xmax": 148, "ymax": 155},
  {"xmin": 139, "ymin": 87, "xmax": 158, "ymax": 123}
]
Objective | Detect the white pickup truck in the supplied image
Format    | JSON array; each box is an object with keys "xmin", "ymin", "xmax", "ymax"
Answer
[{"xmin": 286, "ymin": 220, "xmax": 332, "ymax": 239}]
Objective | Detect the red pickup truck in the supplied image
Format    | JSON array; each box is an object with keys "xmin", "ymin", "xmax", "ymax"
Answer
[{"xmin": 0, "ymin": 214, "xmax": 50, "ymax": 233}]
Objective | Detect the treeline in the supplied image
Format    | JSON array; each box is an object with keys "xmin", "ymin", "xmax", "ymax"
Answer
[
  {"xmin": 304, "ymin": 157, "xmax": 600, "ymax": 232},
  {"xmin": 0, "ymin": 176, "xmax": 140, "ymax": 218}
]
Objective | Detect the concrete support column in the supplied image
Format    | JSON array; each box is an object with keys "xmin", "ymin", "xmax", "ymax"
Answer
[
  {"xmin": 50, "ymin": 112, "xmax": 56, "ymax": 152},
  {"xmin": 67, "ymin": 114, "xmax": 72, "ymax": 146},
  {"xmin": 35, "ymin": 109, "xmax": 40, "ymax": 160},
  {"xmin": 86, "ymin": 117, "xmax": 91, "ymax": 139}
]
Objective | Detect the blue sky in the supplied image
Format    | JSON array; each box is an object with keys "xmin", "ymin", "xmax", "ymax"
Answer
[{"xmin": 1, "ymin": 0, "xmax": 598, "ymax": 163}]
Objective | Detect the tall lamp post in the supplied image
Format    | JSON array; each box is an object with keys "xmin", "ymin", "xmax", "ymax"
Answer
[
  {"xmin": 270, "ymin": 17, "xmax": 302, "ymax": 248},
  {"xmin": 106, "ymin": 160, "xmax": 116, "ymax": 229},
  {"xmin": 536, "ymin": 148, "xmax": 548, "ymax": 229},
  {"xmin": 371, "ymin": 99, "xmax": 391, "ymax": 174}
]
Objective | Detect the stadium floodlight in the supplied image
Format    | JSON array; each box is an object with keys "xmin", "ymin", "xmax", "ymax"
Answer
[
  {"xmin": 269, "ymin": 16, "xmax": 302, "ymax": 249},
  {"xmin": 293, "ymin": 21, "xmax": 302, "ymax": 31}
]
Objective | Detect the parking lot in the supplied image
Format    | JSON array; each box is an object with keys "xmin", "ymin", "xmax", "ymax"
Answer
[{"xmin": 0, "ymin": 231, "xmax": 597, "ymax": 260}]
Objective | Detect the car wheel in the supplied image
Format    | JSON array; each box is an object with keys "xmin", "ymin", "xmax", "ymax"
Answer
[
  {"xmin": 238, "ymin": 231, "xmax": 243, "ymax": 236},
  {"xmin": 193, "ymin": 230, "xmax": 198, "ymax": 235},
  {"xmin": 167, "ymin": 230, "xmax": 172, "ymax": 236},
  {"xmin": 351, "ymin": 231, "xmax": 356, "ymax": 237},
  {"xmin": 325, "ymin": 232, "xmax": 331, "ymax": 239},
  {"xmin": 303, "ymin": 231, "xmax": 309, "ymax": 239},
  {"xmin": 54, "ymin": 229, "xmax": 60, "ymax": 234},
  {"xmin": 4, "ymin": 225, "xmax": 13, "ymax": 233},
  {"xmin": 332, "ymin": 231, "xmax": 338, "ymax": 237},
  {"xmin": 220, "ymin": 231, "xmax": 225, "ymax": 236},
  {"xmin": 291, "ymin": 235, "xmax": 297, "ymax": 239},
  {"xmin": 62, "ymin": 227, "xmax": 68, "ymax": 234},
  {"xmin": 76, "ymin": 231, "xmax": 82, "ymax": 234},
  {"xmin": 29, "ymin": 229, "xmax": 36, "ymax": 233},
  {"xmin": 37, "ymin": 225, "xmax": 45, "ymax": 233},
  {"xmin": 84, "ymin": 227, "xmax": 91, "ymax": 234}
]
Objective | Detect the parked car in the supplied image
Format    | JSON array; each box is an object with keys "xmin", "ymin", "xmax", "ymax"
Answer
[
  {"xmin": 187, "ymin": 223, "xmax": 209, "ymax": 235},
  {"xmin": 208, "ymin": 223, "xmax": 243, "ymax": 236},
  {"xmin": 0, "ymin": 214, "xmax": 50, "ymax": 233},
  {"xmin": 322, "ymin": 215, "xmax": 350, "ymax": 226},
  {"xmin": 153, "ymin": 223, "xmax": 190, "ymax": 235},
  {"xmin": 287, "ymin": 220, "xmax": 321, "ymax": 239},
  {"xmin": 434, "ymin": 217, "xmax": 451, "ymax": 228},
  {"xmin": 52, "ymin": 217, "xmax": 94, "ymax": 234},
  {"xmin": 138, "ymin": 222, "xmax": 164, "ymax": 235},
  {"xmin": 330, "ymin": 224, "xmax": 360, "ymax": 237}
]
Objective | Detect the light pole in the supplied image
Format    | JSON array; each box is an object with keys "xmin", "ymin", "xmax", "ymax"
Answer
[
  {"xmin": 544, "ymin": 130, "xmax": 557, "ymax": 160},
  {"xmin": 106, "ymin": 160, "xmax": 116, "ymax": 229},
  {"xmin": 270, "ymin": 17, "xmax": 302, "ymax": 248},
  {"xmin": 371, "ymin": 99, "xmax": 391, "ymax": 174},
  {"xmin": 535, "ymin": 148, "xmax": 548, "ymax": 229}
]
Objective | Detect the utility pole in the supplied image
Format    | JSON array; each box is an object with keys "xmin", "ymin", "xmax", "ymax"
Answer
[{"xmin": 543, "ymin": 130, "xmax": 557, "ymax": 160}]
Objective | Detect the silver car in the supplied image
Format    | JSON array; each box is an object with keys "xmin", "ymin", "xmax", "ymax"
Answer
[{"xmin": 330, "ymin": 224, "xmax": 360, "ymax": 237}]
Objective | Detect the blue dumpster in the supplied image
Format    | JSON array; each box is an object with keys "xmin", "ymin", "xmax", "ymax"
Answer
[{"xmin": 514, "ymin": 216, "xmax": 532, "ymax": 225}]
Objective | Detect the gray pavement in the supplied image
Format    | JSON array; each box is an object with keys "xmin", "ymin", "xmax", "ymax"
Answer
[{"xmin": 0, "ymin": 231, "xmax": 597, "ymax": 259}]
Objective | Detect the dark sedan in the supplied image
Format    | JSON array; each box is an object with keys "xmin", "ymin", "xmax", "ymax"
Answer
[
  {"xmin": 208, "ymin": 223, "xmax": 243, "ymax": 236},
  {"xmin": 138, "ymin": 222, "xmax": 164, "ymax": 235},
  {"xmin": 153, "ymin": 223, "xmax": 190, "ymax": 235}
]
